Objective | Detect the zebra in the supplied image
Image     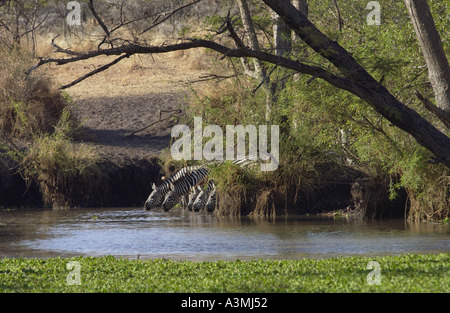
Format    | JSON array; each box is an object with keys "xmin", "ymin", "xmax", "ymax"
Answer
[
  {"xmin": 180, "ymin": 193, "xmax": 189, "ymax": 210},
  {"xmin": 205, "ymin": 185, "xmax": 218, "ymax": 212},
  {"xmin": 162, "ymin": 166, "xmax": 209, "ymax": 211},
  {"xmin": 145, "ymin": 157, "xmax": 259, "ymax": 211},
  {"xmin": 144, "ymin": 165, "xmax": 202, "ymax": 210},
  {"xmin": 186, "ymin": 185, "xmax": 202, "ymax": 211},
  {"xmin": 180, "ymin": 186, "xmax": 200, "ymax": 210},
  {"xmin": 193, "ymin": 180, "xmax": 215, "ymax": 212}
]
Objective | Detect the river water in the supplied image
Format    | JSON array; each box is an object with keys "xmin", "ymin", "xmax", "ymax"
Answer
[{"xmin": 0, "ymin": 207, "xmax": 449, "ymax": 260}]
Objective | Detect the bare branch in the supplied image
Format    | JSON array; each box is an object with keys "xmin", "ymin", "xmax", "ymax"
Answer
[
  {"xmin": 19, "ymin": 9, "xmax": 49, "ymax": 38},
  {"xmin": 187, "ymin": 74, "xmax": 238, "ymax": 84},
  {"xmin": 59, "ymin": 53, "xmax": 131, "ymax": 89},
  {"xmin": 28, "ymin": 34, "xmax": 353, "ymax": 97},
  {"xmin": 88, "ymin": 0, "xmax": 110, "ymax": 38},
  {"xmin": 138, "ymin": 0, "xmax": 202, "ymax": 35},
  {"xmin": 50, "ymin": 34, "xmax": 83, "ymax": 56},
  {"xmin": 415, "ymin": 90, "xmax": 450, "ymax": 129},
  {"xmin": 253, "ymin": 65, "xmax": 278, "ymax": 93},
  {"xmin": 331, "ymin": 0, "xmax": 343, "ymax": 32},
  {"xmin": 226, "ymin": 16, "xmax": 248, "ymax": 51}
]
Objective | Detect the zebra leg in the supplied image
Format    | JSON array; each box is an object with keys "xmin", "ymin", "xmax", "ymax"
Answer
[
  {"xmin": 180, "ymin": 194, "xmax": 189, "ymax": 210},
  {"xmin": 206, "ymin": 183, "xmax": 217, "ymax": 212}
]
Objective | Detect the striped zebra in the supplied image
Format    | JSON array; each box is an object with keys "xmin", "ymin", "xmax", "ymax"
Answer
[
  {"xmin": 205, "ymin": 185, "xmax": 218, "ymax": 212},
  {"xmin": 180, "ymin": 186, "xmax": 202, "ymax": 210},
  {"xmin": 186, "ymin": 185, "xmax": 202, "ymax": 211},
  {"xmin": 144, "ymin": 165, "xmax": 202, "ymax": 210},
  {"xmin": 162, "ymin": 166, "xmax": 209, "ymax": 211},
  {"xmin": 193, "ymin": 180, "xmax": 215, "ymax": 212},
  {"xmin": 145, "ymin": 157, "xmax": 258, "ymax": 211}
]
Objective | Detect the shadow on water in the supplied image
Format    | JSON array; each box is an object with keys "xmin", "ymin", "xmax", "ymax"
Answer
[{"xmin": 0, "ymin": 207, "xmax": 449, "ymax": 260}]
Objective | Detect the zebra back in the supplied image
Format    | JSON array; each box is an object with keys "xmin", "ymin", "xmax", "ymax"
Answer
[
  {"xmin": 144, "ymin": 165, "xmax": 202, "ymax": 210},
  {"xmin": 162, "ymin": 167, "xmax": 209, "ymax": 211}
]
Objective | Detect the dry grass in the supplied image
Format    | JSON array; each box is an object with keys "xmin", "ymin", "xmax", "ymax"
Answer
[
  {"xmin": 0, "ymin": 46, "xmax": 104, "ymax": 208},
  {"xmin": 0, "ymin": 47, "xmax": 76, "ymax": 139},
  {"xmin": 407, "ymin": 170, "xmax": 450, "ymax": 222},
  {"xmin": 22, "ymin": 128, "xmax": 105, "ymax": 207}
]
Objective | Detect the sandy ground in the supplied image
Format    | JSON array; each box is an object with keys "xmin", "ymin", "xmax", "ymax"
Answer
[{"xmin": 47, "ymin": 49, "xmax": 213, "ymax": 163}]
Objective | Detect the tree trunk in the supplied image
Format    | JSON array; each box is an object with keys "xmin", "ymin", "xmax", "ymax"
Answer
[
  {"xmin": 261, "ymin": 0, "xmax": 450, "ymax": 166},
  {"xmin": 271, "ymin": 10, "xmax": 291, "ymax": 57},
  {"xmin": 236, "ymin": 0, "xmax": 273, "ymax": 121},
  {"xmin": 292, "ymin": 0, "xmax": 308, "ymax": 42},
  {"xmin": 292, "ymin": 0, "xmax": 308, "ymax": 17},
  {"xmin": 404, "ymin": 0, "xmax": 450, "ymax": 114},
  {"xmin": 236, "ymin": 0, "xmax": 265, "ymax": 79}
]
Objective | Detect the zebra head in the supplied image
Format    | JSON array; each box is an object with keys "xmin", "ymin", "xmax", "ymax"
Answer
[
  {"xmin": 192, "ymin": 188, "xmax": 207, "ymax": 212},
  {"xmin": 162, "ymin": 182, "xmax": 181, "ymax": 211},
  {"xmin": 188, "ymin": 186, "xmax": 202, "ymax": 211},
  {"xmin": 144, "ymin": 182, "xmax": 165, "ymax": 210}
]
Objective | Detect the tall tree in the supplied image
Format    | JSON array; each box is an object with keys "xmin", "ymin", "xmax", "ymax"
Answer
[
  {"xmin": 291, "ymin": 0, "xmax": 308, "ymax": 43},
  {"xmin": 260, "ymin": 0, "xmax": 450, "ymax": 166},
  {"xmin": 404, "ymin": 0, "xmax": 450, "ymax": 126},
  {"xmin": 236, "ymin": 0, "xmax": 274, "ymax": 121}
]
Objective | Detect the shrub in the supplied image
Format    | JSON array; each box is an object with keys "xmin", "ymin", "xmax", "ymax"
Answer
[
  {"xmin": 0, "ymin": 47, "xmax": 102, "ymax": 208},
  {"xmin": 20, "ymin": 109, "xmax": 105, "ymax": 208},
  {"xmin": 0, "ymin": 47, "xmax": 76, "ymax": 139}
]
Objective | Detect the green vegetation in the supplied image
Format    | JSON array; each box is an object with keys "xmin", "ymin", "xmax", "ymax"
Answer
[
  {"xmin": 1, "ymin": 254, "xmax": 448, "ymax": 292},
  {"xmin": 21, "ymin": 113, "xmax": 105, "ymax": 207},
  {"xmin": 0, "ymin": 47, "xmax": 102, "ymax": 208},
  {"xmin": 177, "ymin": 0, "xmax": 450, "ymax": 220}
]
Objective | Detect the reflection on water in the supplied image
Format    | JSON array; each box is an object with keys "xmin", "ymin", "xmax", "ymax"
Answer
[{"xmin": 0, "ymin": 207, "xmax": 449, "ymax": 260}]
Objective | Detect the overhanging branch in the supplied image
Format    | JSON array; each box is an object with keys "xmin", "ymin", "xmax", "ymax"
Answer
[
  {"xmin": 28, "ymin": 38, "xmax": 351, "ymax": 94},
  {"xmin": 59, "ymin": 53, "xmax": 131, "ymax": 89},
  {"xmin": 139, "ymin": 0, "xmax": 202, "ymax": 35}
]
